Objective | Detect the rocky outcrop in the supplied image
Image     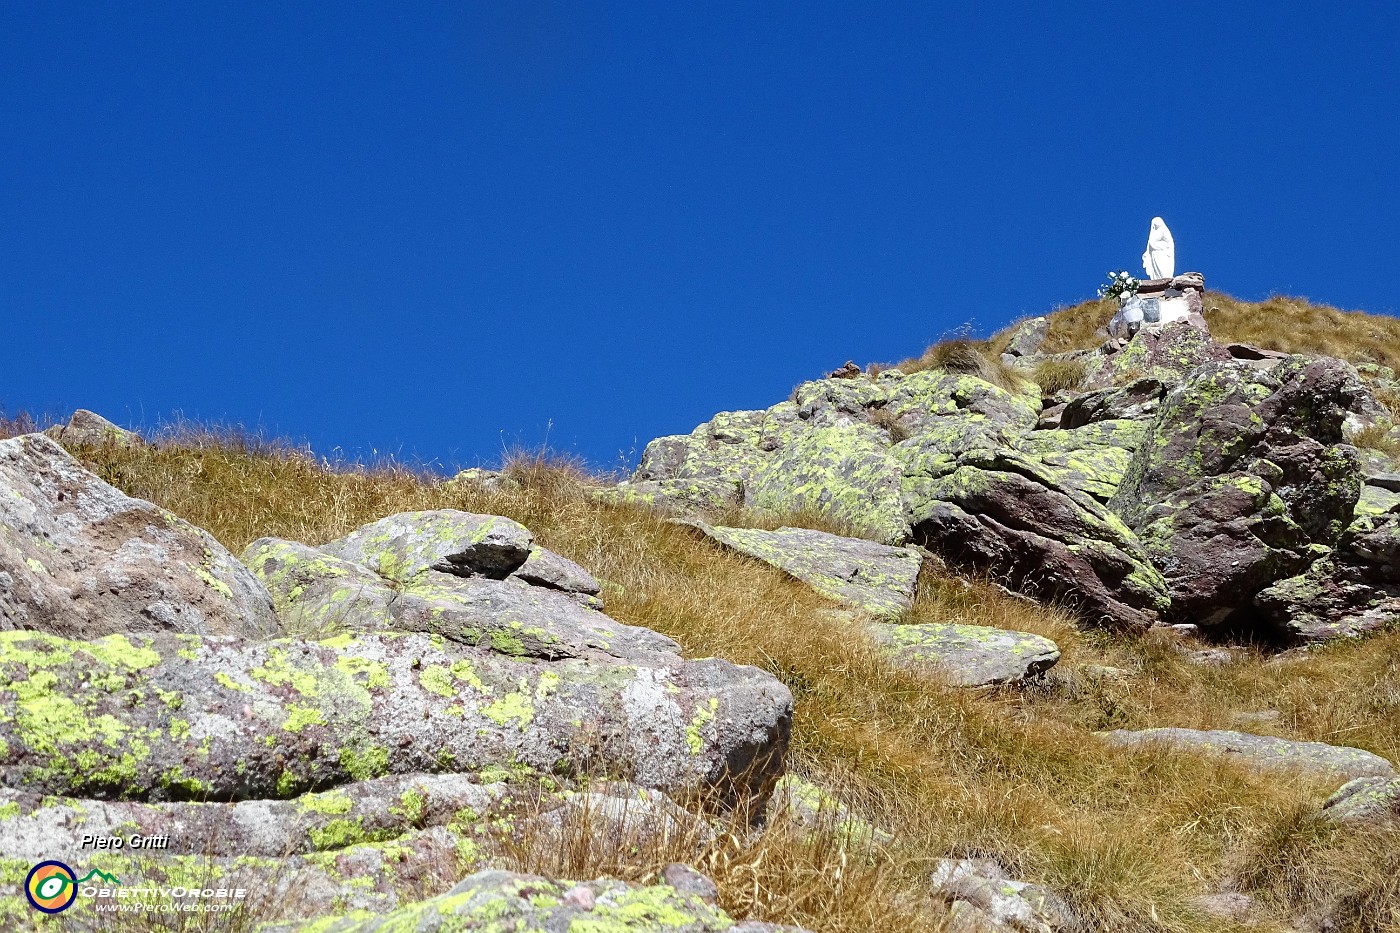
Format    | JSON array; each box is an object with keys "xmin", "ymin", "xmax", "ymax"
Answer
[
  {"xmin": 907, "ymin": 450, "xmax": 1170, "ymax": 630},
  {"xmin": 869, "ymin": 623, "xmax": 1060, "ymax": 686},
  {"xmin": 1099, "ymin": 728, "xmax": 1395, "ymax": 780},
  {"xmin": 687, "ymin": 523, "xmax": 923, "ymax": 620},
  {"xmin": 0, "ymin": 433, "xmax": 279, "ymax": 639},
  {"xmin": 0, "ymin": 628, "xmax": 792, "ymax": 807},
  {"xmin": 1109, "ymin": 357, "xmax": 1372, "ymax": 631}
]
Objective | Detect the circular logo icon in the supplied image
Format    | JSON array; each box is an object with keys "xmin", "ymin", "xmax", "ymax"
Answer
[{"xmin": 25, "ymin": 861, "xmax": 78, "ymax": 914}]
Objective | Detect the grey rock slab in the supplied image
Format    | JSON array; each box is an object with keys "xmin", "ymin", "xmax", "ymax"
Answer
[
  {"xmin": 0, "ymin": 629, "xmax": 793, "ymax": 807},
  {"xmin": 391, "ymin": 574, "xmax": 679, "ymax": 661},
  {"xmin": 511, "ymin": 545, "xmax": 602, "ymax": 597},
  {"xmin": 1098, "ymin": 728, "xmax": 1395, "ymax": 780},
  {"xmin": 870, "ymin": 623, "xmax": 1060, "ymax": 686},
  {"xmin": 1321, "ymin": 776, "xmax": 1400, "ymax": 824},
  {"xmin": 769, "ymin": 774, "xmax": 890, "ymax": 845},
  {"xmin": 321, "ymin": 510, "xmax": 535, "ymax": 582},
  {"xmin": 1003, "ymin": 317, "xmax": 1049, "ymax": 358},
  {"xmin": 259, "ymin": 869, "xmax": 793, "ymax": 933},
  {"xmin": 0, "ymin": 773, "xmax": 505, "ymax": 862},
  {"xmin": 689, "ymin": 523, "xmax": 922, "ymax": 620},
  {"xmin": 0, "ymin": 433, "xmax": 279, "ymax": 639}
]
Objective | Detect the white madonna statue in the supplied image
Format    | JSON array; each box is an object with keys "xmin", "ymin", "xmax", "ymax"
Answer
[{"xmin": 1142, "ymin": 217, "xmax": 1175, "ymax": 280}]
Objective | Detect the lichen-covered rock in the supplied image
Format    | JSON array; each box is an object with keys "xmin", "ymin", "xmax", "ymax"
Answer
[
  {"xmin": 1109, "ymin": 357, "xmax": 1371, "ymax": 630},
  {"xmin": 248, "ymin": 526, "xmax": 625, "ymax": 649},
  {"xmin": 243, "ymin": 538, "xmax": 398, "ymax": 635},
  {"xmin": 1254, "ymin": 507, "xmax": 1400, "ymax": 643},
  {"xmin": 594, "ymin": 476, "xmax": 746, "ymax": 515},
  {"xmin": 907, "ymin": 450, "xmax": 1169, "ymax": 630},
  {"xmin": 1060, "ymin": 378, "xmax": 1169, "ymax": 429},
  {"xmin": 1321, "ymin": 776, "xmax": 1400, "ymax": 824},
  {"xmin": 0, "ymin": 629, "xmax": 792, "ymax": 807},
  {"xmin": 1087, "ymin": 320, "xmax": 1233, "ymax": 389},
  {"xmin": 320, "ymin": 510, "xmax": 536, "ymax": 582},
  {"xmin": 0, "ymin": 433, "xmax": 279, "ymax": 639},
  {"xmin": 688, "ymin": 523, "xmax": 922, "ymax": 620},
  {"xmin": 1098, "ymin": 728, "xmax": 1395, "ymax": 780},
  {"xmin": 745, "ymin": 422, "xmax": 910, "ymax": 545},
  {"xmin": 930, "ymin": 858, "xmax": 1078, "ymax": 933},
  {"xmin": 0, "ymin": 773, "xmax": 504, "ymax": 861},
  {"xmin": 41, "ymin": 409, "xmax": 145, "ymax": 448},
  {"xmin": 1002, "ymin": 317, "xmax": 1049, "ymax": 358},
  {"xmin": 1014, "ymin": 419, "xmax": 1147, "ymax": 502},
  {"xmin": 869, "ymin": 623, "xmax": 1060, "ymax": 686},
  {"xmin": 259, "ymin": 869, "xmax": 812, "ymax": 933}
]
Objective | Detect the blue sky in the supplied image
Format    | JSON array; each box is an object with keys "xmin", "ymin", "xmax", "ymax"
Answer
[{"xmin": 4, "ymin": 2, "xmax": 1398, "ymax": 472}]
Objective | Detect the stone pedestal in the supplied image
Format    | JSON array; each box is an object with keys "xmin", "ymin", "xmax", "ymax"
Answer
[{"xmin": 1109, "ymin": 272, "xmax": 1206, "ymax": 338}]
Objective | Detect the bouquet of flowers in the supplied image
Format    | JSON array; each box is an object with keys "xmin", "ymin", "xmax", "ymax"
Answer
[{"xmin": 1098, "ymin": 271, "xmax": 1139, "ymax": 301}]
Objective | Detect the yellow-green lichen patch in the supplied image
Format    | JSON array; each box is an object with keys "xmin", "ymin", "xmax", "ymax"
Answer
[
  {"xmin": 298, "ymin": 789, "xmax": 354, "ymax": 815},
  {"xmin": 419, "ymin": 665, "xmax": 456, "ymax": 698},
  {"xmin": 482, "ymin": 690, "xmax": 533, "ymax": 730},
  {"xmin": 283, "ymin": 705, "xmax": 327, "ymax": 732},
  {"xmin": 686, "ymin": 697, "xmax": 718, "ymax": 755},
  {"xmin": 340, "ymin": 744, "xmax": 389, "ymax": 782}
]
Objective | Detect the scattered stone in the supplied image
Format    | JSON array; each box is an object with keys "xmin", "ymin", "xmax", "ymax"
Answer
[
  {"xmin": 1320, "ymin": 776, "xmax": 1400, "ymax": 824},
  {"xmin": 1003, "ymin": 317, "xmax": 1050, "ymax": 358},
  {"xmin": 663, "ymin": 863, "xmax": 721, "ymax": 904},
  {"xmin": 1098, "ymin": 728, "xmax": 1395, "ymax": 780},
  {"xmin": 0, "ymin": 433, "xmax": 280, "ymax": 639},
  {"xmin": 870, "ymin": 623, "xmax": 1060, "ymax": 686},
  {"xmin": 525, "ymin": 783, "xmax": 716, "ymax": 858},
  {"xmin": 1190, "ymin": 891, "xmax": 1258, "ymax": 922},
  {"xmin": 827, "ymin": 360, "xmax": 862, "ymax": 379},
  {"xmin": 42, "ymin": 409, "xmax": 144, "ymax": 447},
  {"xmin": 445, "ymin": 467, "xmax": 519, "ymax": 493},
  {"xmin": 931, "ymin": 858, "xmax": 1077, "ymax": 933},
  {"xmin": 687, "ymin": 523, "xmax": 922, "ymax": 620}
]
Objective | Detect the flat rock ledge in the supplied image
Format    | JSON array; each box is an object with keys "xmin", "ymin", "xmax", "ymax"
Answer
[
  {"xmin": 260, "ymin": 869, "xmax": 812, "ymax": 933},
  {"xmin": 869, "ymin": 623, "xmax": 1060, "ymax": 686},
  {"xmin": 1098, "ymin": 728, "xmax": 1396, "ymax": 780},
  {"xmin": 689, "ymin": 522, "xmax": 922, "ymax": 620}
]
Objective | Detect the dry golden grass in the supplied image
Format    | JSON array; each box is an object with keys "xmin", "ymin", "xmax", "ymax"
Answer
[
  {"xmin": 883, "ymin": 336, "xmax": 1028, "ymax": 393},
  {"xmin": 1031, "ymin": 356, "xmax": 1089, "ymax": 395},
  {"xmin": 994, "ymin": 290, "xmax": 1400, "ymax": 368},
  {"xmin": 0, "ymin": 422, "xmax": 1381, "ymax": 932}
]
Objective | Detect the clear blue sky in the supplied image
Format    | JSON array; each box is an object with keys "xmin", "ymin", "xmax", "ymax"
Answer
[{"xmin": 5, "ymin": 2, "xmax": 1398, "ymax": 472}]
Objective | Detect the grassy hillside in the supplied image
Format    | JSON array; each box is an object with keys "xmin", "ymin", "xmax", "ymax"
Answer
[{"xmin": 1, "ymin": 419, "xmax": 1394, "ymax": 933}]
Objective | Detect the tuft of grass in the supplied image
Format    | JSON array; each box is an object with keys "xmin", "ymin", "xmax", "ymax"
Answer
[
  {"xmin": 886, "ymin": 336, "xmax": 1027, "ymax": 394},
  {"xmin": 1349, "ymin": 421, "xmax": 1400, "ymax": 458},
  {"xmin": 1031, "ymin": 356, "xmax": 1089, "ymax": 395}
]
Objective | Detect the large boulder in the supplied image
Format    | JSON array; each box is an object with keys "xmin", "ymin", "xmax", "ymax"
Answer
[
  {"xmin": 687, "ymin": 523, "xmax": 923, "ymax": 620},
  {"xmin": 1109, "ymin": 357, "xmax": 1371, "ymax": 630},
  {"xmin": 0, "ymin": 433, "xmax": 279, "ymax": 639},
  {"xmin": 907, "ymin": 450, "xmax": 1169, "ymax": 630},
  {"xmin": 0, "ymin": 629, "xmax": 793, "ymax": 808}
]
